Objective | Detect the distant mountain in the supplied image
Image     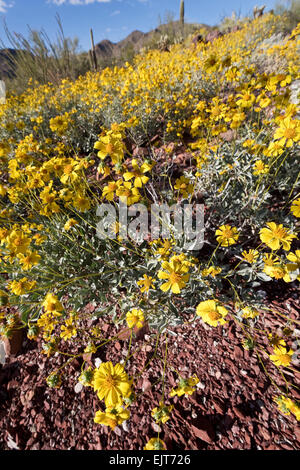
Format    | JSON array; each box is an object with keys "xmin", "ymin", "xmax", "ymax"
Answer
[
  {"xmin": 0, "ymin": 48, "xmax": 18, "ymax": 79},
  {"xmin": 93, "ymin": 21, "xmax": 211, "ymax": 61}
]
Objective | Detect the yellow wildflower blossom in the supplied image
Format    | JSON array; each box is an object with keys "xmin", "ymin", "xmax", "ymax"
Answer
[
  {"xmin": 196, "ymin": 299, "xmax": 228, "ymax": 327},
  {"xmin": 170, "ymin": 375, "xmax": 199, "ymax": 397},
  {"xmin": 260, "ymin": 222, "xmax": 296, "ymax": 251},
  {"xmin": 137, "ymin": 274, "xmax": 155, "ymax": 293},
  {"xmin": 144, "ymin": 438, "xmax": 166, "ymax": 450},
  {"xmin": 215, "ymin": 225, "xmax": 239, "ymax": 247},
  {"xmin": 123, "ymin": 159, "xmax": 152, "ymax": 188},
  {"xmin": 93, "ymin": 361, "xmax": 131, "ymax": 407},
  {"xmin": 126, "ymin": 309, "xmax": 145, "ymax": 329},
  {"xmin": 291, "ymin": 198, "xmax": 300, "ymax": 218},
  {"xmin": 94, "ymin": 405, "xmax": 130, "ymax": 430},
  {"xmin": 269, "ymin": 345, "xmax": 293, "ymax": 367},
  {"xmin": 158, "ymin": 259, "xmax": 190, "ymax": 294}
]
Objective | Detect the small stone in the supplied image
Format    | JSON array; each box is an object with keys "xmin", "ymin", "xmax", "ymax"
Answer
[
  {"xmin": 191, "ymin": 416, "xmax": 215, "ymax": 443},
  {"xmin": 6, "ymin": 433, "xmax": 20, "ymax": 450},
  {"xmin": 260, "ymin": 426, "xmax": 271, "ymax": 441},
  {"xmin": 94, "ymin": 357, "xmax": 102, "ymax": 368},
  {"xmin": 151, "ymin": 422, "xmax": 162, "ymax": 433},
  {"xmin": 114, "ymin": 426, "xmax": 122, "ymax": 436},
  {"xmin": 74, "ymin": 382, "xmax": 83, "ymax": 394},
  {"xmin": 234, "ymin": 345, "xmax": 243, "ymax": 360},
  {"xmin": 232, "ymin": 424, "xmax": 240, "ymax": 435},
  {"xmin": 196, "ymin": 381, "xmax": 205, "ymax": 390},
  {"xmin": 142, "ymin": 378, "xmax": 152, "ymax": 392},
  {"xmin": 44, "ymin": 401, "xmax": 50, "ymax": 411},
  {"xmin": 212, "ymin": 398, "xmax": 225, "ymax": 414},
  {"xmin": 232, "ymin": 405, "xmax": 246, "ymax": 420},
  {"xmin": 122, "ymin": 421, "xmax": 130, "ymax": 432}
]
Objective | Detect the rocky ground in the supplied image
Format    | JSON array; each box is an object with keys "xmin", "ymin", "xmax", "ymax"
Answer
[{"xmin": 0, "ymin": 280, "xmax": 299, "ymax": 451}]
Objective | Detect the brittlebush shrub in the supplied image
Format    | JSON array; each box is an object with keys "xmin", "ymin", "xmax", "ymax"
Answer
[{"xmin": 0, "ymin": 14, "xmax": 300, "ymax": 447}]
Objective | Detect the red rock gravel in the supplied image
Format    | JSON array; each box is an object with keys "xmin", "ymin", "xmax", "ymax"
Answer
[{"xmin": 0, "ymin": 285, "xmax": 299, "ymax": 451}]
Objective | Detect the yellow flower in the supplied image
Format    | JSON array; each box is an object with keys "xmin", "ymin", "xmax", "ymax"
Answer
[
  {"xmin": 126, "ymin": 308, "xmax": 145, "ymax": 329},
  {"xmin": 123, "ymin": 159, "xmax": 153, "ymax": 188},
  {"xmin": 202, "ymin": 266, "xmax": 222, "ymax": 277},
  {"xmin": 60, "ymin": 162, "xmax": 80, "ymax": 185},
  {"xmin": 283, "ymin": 250, "xmax": 300, "ymax": 281},
  {"xmin": 268, "ymin": 334, "xmax": 286, "ymax": 348},
  {"xmin": 17, "ymin": 251, "xmax": 41, "ymax": 270},
  {"xmin": 253, "ymin": 160, "xmax": 269, "ymax": 175},
  {"xmin": 94, "ymin": 131, "xmax": 125, "ymax": 164},
  {"xmin": 241, "ymin": 249, "xmax": 259, "ymax": 263},
  {"xmin": 60, "ymin": 318, "xmax": 77, "ymax": 340},
  {"xmin": 151, "ymin": 402, "xmax": 173, "ymax": 424},
  {"xmin": 291, "ymin": 198, "xmax": 300, "ymax": 218},
  {"xmin": 273, "ymin": 117, "xmax": 300, "ymax": 147},
  {"xmin": 49, "ymin": 113, "xmax": 72, "ymax": 135},
  {"xmin": 154, "ymin": 239, "xmax": 174, "ymax": 259},
  {"xmin": 269, "ymin": 345, "xmax": 293, "ymax": 367},
  {"xmin": 286, "ymin": 250, "xmax": 300, "ymax": 271},
  {"xmin": 39, "ymin": 185, "xmax": 60, "ymax": 216},
  {"xmin": 93, "ymin": 361, "xmax": 131, "ymax": 407},
  {"xmin": 144, "ymin": 438, "xmax": 166, "ymax": 450},
  {"xmin": 287, "ymin": 400, "xmax": 300, "ymax": 421},
  {"xmin": 94, "ymin": 405, "xmax": 130, "ymax": 430},
  {"xmin": 116, "ymin": 181, "xmax": 141, "ymax": 205},
  {"xmin": 157, "ymin": 259, "xmax": 190, "ymax": 294},
  {"xmin": 73, "ymin": 193, "xmax": 91, "ymax": 212},
  {"xmin": 196, "ymin": 299, "xmax": 228, "ymax": 327},
  {"xmin": 170, "ymin": 375, "xmax": 199, "ymax": 397},
  {"xmin": 204, "ymin": 54, "xmax": 218, "ymax": 73},
  {"xmin": 241, "ymin": 307, "xmax": 259, "ymax": 319},
  {"xmin": 215, "ymin": 225, "xmax": 239, "ymax": 247},
  {"xmin": 262, "ymin": 253, "xmax": 289, "ymax": 279},
  {"xmin": 174, "ymin": 175, "xmax": 194, "ymax": 198},
  {"xmin": 79, "ymin": 367, "xmax": 95, "ymax": 387},
  {"xmin": 0, "ymin": 184, "xmax": 7, "ymax": 196},
  {"xmin": 260, "ymin": 222, "xmax": 296, "ymax": 251},
  {"xmin": 102, "ymin": 181, "xmax": 119, "ymax": 201},
  {"xmin": 97, "ymin": 162, "xmax": 111, "ymax": 178},
  {"xmin": 6, "ymin": 230, "xmax": 31, "ymax": 254},
  {"xmin": 236, "ymin": 91, "xmax": 255, "ymax": 108},
  {"xmin": 8, "ymin": 278, "xmax": 36, "ymax": 296},
  {"xmin": 137, "ymin": 274, "xmax": 155, "ymax": 293},
  {"xmin": 64, "ymin": 218, "xmax": 79, "ymax": 231},
  {"xmin": 42, "ymin": 293, "xmax": 63, "ymax": 314},
  {"xmin": 264, "ymin": 140, "xmax": 284, "ymax": 157},
  {"xmin": 33, "ymin": 233, "xmax": 47, "ymax": 245}
]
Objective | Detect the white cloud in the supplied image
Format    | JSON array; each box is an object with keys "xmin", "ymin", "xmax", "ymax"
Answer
[
  {"xmin": 49, "ymin": 0, "xmax": 111, "ymax": 5},
  {"xmin": 110, "ymin": 9, "xmax": 120, "ymax": 16},
  {"xmin": 0, "ymin": 1, "xmax": 13, "ymax": 13}
]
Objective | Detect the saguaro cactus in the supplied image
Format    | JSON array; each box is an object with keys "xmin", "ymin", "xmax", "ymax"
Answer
[
  {"xmin": 180, "ymin": 0, "xmax": 185, "ymax": 35},
  {"xmin": 89, "ymin": 28, "xmax": 98, "ymax": 72}
]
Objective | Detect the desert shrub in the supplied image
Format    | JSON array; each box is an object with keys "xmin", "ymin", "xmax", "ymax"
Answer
[
  {"xmin": 1, "ymin": 15, "xmax": 90, "ymax": 94},
  {"xmin": 274, "ymin": 0, "xmax": 300, "ymax": 32},
  {"xmin": 0, "ymin": 14, "xmax": 299, "ymax": 447}
]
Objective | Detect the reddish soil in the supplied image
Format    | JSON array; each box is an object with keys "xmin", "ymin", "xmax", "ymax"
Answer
[{"xmin": 0, "ymin": 282, "xmax": 299, "ymax": 451}]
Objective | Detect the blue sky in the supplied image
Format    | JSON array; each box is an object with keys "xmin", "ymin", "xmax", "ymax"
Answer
[{"xmin": 0, "ymin": 0, "xmax": 279, "ymax": 52}]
